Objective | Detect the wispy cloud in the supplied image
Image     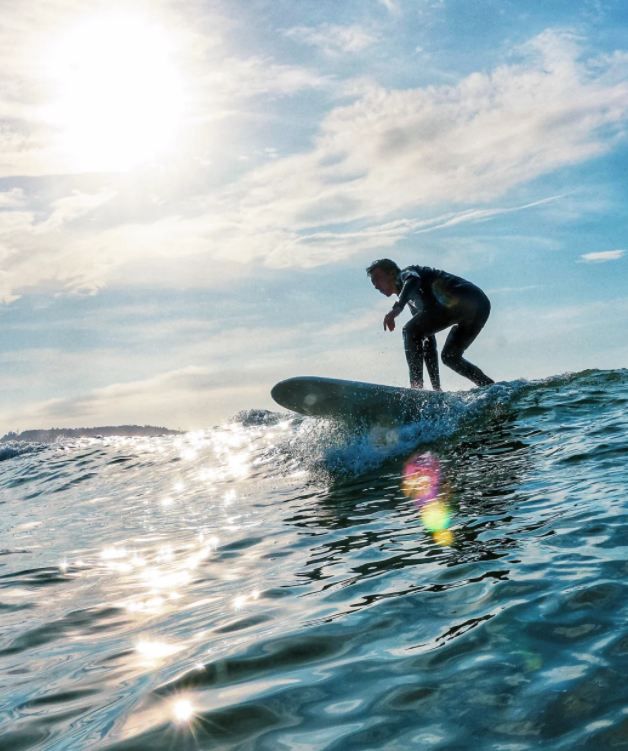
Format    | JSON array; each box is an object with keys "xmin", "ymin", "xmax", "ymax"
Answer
[
  {"xmin": 38, "ymin": 189, "xmax": 117, "ymax": 231},
  {"xmin": 284, "ymin": 23, "xmax": 379, "ymax": 56},
  {"xmin": 0, "ymin": 188, "xmax": 26, "ymax": 209},
  {"xmin": 0, "ymin": 366, "xmax": 259, "ymax": 429},
  {"xmin": 195, "ymin": 29, "xmax": 628, "ymax": 267},
  {"xmin": 488, "ymin": 284, "xmax": 544, "ymax": 294},
  {"xmin": 579, "ymin": 249, "xmax": 625, "ymax": 262},
  {"xmin": 0, "ymin": 331, "xmax": 400, "ymax": 429},
  {"xmin": 378, "ymin": 0, "xmax": 401, "ymax": 16},
  {"xmin": 259, "ymin": 195, "xmax": 565, "ymax": 267},
  {"xmin": 198, "ymin": 55, "xmax": 330, "ymax": 104}
]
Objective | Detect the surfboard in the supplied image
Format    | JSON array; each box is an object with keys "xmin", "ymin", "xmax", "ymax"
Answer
[{"xmin": 271, "ymin": 376, "xmax": 447, "ymax": 424}]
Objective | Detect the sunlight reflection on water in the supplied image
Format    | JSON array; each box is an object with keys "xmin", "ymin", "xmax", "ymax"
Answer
[{"xmin": 3, "ymin": 372, "xmax": 627, "ymax": 750}]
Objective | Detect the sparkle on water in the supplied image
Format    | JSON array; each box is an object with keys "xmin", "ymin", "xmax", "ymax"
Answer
[
  {"xmin": 2, "ymin": 370, "xmax": 628, "ymax": 749},
  {"xmin": 172, "ymin": 696, "xmax": 197, "ymax": 724}
]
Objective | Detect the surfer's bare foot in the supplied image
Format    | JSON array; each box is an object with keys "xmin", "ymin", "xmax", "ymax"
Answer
[{"xmin": 410, "ymin": 380, "xmax": 424, "ymax": 389}]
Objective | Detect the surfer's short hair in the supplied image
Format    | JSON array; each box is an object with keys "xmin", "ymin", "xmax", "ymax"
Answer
[{"xmin": 366, "ymin": 259, "xmax": 400, "ymax": 277}]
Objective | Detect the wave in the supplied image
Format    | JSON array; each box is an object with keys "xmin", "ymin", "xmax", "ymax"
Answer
[
  {"xmin": 1, "ymin": 367, "xmax": 626, "ymax": 750},
  {"xmin": 225, "ymin": 377, "xmax": 529, "ymax": 477},
  {"xmin": 0, "ymin": 441, "xmax": 48, "ymax": 463},
  {"xmin": 230, "ymin": 369, "xmax": 626, "ymax": 477}
]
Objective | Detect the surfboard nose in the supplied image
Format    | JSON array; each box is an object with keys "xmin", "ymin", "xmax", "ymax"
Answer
[
  {"xmin": 270, "ymin": 378, "xmax": 291, "ymax": 406},
  {"xmin": 271, "ymin": 377, "xmax": 327, "ymax": 414}
]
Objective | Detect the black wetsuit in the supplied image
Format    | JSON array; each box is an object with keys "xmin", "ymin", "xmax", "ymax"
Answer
[
  {"xmin": 393, "ymin": 266, "xmax": 494, "ymax": 387},
  {"xmin": 416, "ymin": 334, "xmax": 441, "ymax": 391}
]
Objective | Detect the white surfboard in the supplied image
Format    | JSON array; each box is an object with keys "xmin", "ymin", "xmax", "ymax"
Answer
[{"xmin": 271, "ymin": 376, "xmax": 447, "ymax": 424}]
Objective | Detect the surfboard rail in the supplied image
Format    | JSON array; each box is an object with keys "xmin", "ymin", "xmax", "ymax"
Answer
[{"xmin": 271, "ymin": 375, "xmax": 446, "ymax": 423}]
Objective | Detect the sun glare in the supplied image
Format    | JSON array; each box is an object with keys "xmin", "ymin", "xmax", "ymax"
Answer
[
  {"xmin": 172, "ymin": 697, "xmax": 196, "ymax": 724},
  {"xmin": 46, "ymin": 12, "xmax": 185, "ymax": 171}
]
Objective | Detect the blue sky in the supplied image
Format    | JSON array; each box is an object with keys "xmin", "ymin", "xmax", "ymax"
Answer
[{"xmin": 0, "ymin": 0, "xmax": 627, "ymax": 430}]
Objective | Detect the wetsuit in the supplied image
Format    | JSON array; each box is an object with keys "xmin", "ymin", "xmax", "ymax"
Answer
[
  {"xmin": 416, "ymin": 334, "xmax": 441, "ymax": 391},
  {"xmin": 392, "ymin": 266, "xmax": 494, "ymax": 387}
]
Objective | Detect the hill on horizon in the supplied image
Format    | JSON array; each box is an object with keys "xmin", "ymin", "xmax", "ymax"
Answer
[{"xmin": 1, "ymin": 425, "xmax": 183, "ymax": 443}]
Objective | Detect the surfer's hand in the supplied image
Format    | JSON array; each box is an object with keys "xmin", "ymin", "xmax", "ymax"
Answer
[{"xmin": 383, "ymin": 310, "xmax": 397, "ymax": 331}]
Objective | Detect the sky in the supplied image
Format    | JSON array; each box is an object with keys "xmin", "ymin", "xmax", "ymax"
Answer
[{"xmin": 1, "ymin": 0, "xmax": 627, "ymax": 432}]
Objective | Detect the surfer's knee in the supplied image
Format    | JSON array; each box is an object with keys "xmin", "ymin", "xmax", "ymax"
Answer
[
  {"xmin": 402, "ymin": 319, "xmax": 425, "ymax": 343},
  {"xmin": 441, "ymin": 346, "xmax": 462, "ymax": 368}
]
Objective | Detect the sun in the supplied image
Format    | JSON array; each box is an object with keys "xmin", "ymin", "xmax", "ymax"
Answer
[{"xmin": 46, "ymin": 12, "xmax": 185, "ymax": 172}]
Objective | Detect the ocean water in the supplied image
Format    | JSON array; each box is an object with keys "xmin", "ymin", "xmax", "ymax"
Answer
[{"xmin": 1, "ymin": 368, "xmax": 627, "ymax": 751}]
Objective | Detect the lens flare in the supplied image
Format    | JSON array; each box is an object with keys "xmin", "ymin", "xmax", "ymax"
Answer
[
  {"xmin": 433, "ymin": 529, "xmax": 454, "ymax": 546},
  {"xmin": 420, "ymin": 500, "xmax": 452, "ymax": 532},
  {"xmin": 402, "ymin": 452, "xmax": 454, "ymax": 545},
  {"xmin": 402, "ymin": 453, "xmax": 441, "ymax": 504}
]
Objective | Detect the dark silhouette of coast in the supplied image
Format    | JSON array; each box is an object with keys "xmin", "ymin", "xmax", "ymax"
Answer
[{"xmin": 1, "ymin": 425, "xmax": 182, "ymax": 443}]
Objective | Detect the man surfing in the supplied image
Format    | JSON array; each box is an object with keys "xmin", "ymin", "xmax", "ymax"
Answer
[{"xmin": 367, "ymin": 258, "xmax": 494, "ymax": 388}]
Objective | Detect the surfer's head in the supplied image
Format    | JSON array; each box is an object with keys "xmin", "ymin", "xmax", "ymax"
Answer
[{"xmin": 367, "ymin": 258, "xmax": 400, "ymax": 296}]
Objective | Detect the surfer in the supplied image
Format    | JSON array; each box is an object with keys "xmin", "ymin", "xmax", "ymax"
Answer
[{"xmin": 367, "ymin": 258, "xmax": 494, "ymax": 388}]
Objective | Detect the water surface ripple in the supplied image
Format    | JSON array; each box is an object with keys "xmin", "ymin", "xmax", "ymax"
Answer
[{"xmin": 1, "ymin": 369, "xmax": 627, "ymax": 750}]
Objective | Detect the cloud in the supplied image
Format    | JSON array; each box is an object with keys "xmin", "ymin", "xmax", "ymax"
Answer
[
  {"xmin": 488, "ymin": 284, "xmax": 543, "ymax": 295},
  {"xmin": 246, "ymin": 195, "xmax": 563, "ymax": 268},
  {"xmin": 196, "ymin": 55, "xmax": 329, "ymax": 112},
  {"xmin": 0, "ymin": 189, "xmax": 123, "ymax": 300},
  {"xmin": 195, "ymin": 29, "xmax": 628, "ymax": 267},
  {"xmin": 494, "ymin": 296, "xmax": 628, "ymax": 341},
  {"xmin": 0, "ymin": 330, "xmax": 397, "ymax": 430},
  {"xmin": 38, "ymin": 189, "xmax": 117, "ymax": 231},
  {"xmin": 318, "ymin": 309, "xmax": 377, "ymax": 337},
  {"xmin": 2, "ymin": 27, "xmax": 628, "ymax": 300},
  {"xmin": 474, "ymin": 295, "xmax": 628, "ymax": 380},
  {"xmin": 0, "ymin": 366, "xmax": 259, "ymax": 430},
  {"xmin": 0, "ymin": 0, "xmax": 98, "ymax": 175},
  {"xmin": 378, "ymin": 0, "xmax": 401, "ymax": 16},
  {"xmin": 0, "ymin": 188, "xmax": 26, "ymax": 209},
  {"xmin": 579, "ymin": 249, "xmax": 625, "ymax": 262},
  {"xmin": 0, "ymin": 187, "xmax": 269, "ymax": 300},
  {"xmin": 284, "ymin": 24, "xmax": 379, "ymax": 56}
]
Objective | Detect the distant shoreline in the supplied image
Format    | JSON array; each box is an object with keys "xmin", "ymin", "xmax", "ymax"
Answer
[{"xmin": 1, "ymin": 426, "xmax": 183, "ymax": 443}]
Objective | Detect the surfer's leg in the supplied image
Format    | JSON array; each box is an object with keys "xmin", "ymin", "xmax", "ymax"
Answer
[
  {"xmin": 441, "ymin": 292, "xmax": 493, "ymax": 387},
  {"xmin": 403, "ymin": 323, "xmax": 425, "ymax": 388},
  {"xmin": 403, "ymin": 312, "xmax": 451, "ymax": 388},
  {"xmin": 423, "ymin": 335, "xmax": 441, "ymax": 391},
  {"xmin": 441, "ymin": 331, "xmax": 493, "ymax": 386}
]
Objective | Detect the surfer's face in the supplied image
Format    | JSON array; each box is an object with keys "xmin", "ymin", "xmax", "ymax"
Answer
[{"xmin": 369, "ymin": 267, "xmax": 397, "ymax": 297}]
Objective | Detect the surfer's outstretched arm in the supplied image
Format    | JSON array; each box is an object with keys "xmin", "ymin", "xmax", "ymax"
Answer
[
  {"xmin": 383, "ymin": 308, "xmax": 398, "ymax": 331},
  {"xmin": 384, "ymin": 275, "xmax": 422, "ymax": 332}
]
